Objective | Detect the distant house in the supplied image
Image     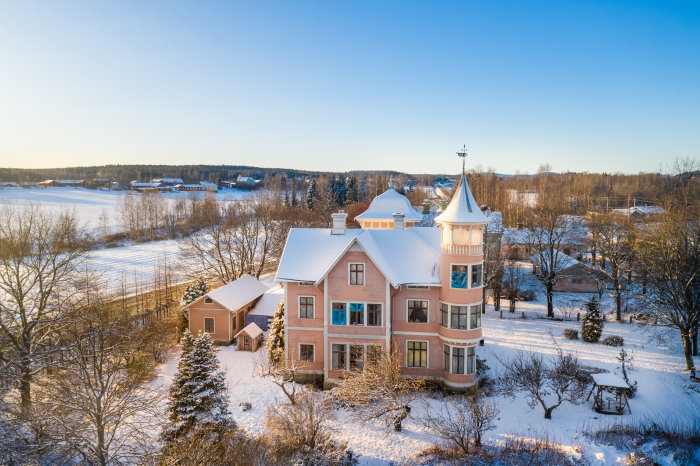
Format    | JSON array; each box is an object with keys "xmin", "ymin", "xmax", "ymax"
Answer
[
  {"xmin": 129, "ymin": 181, "xmax": 161, "ymax": 192},
  {"xmin": 502, "ymin": 218, "xmax": 588, "ymax": 260},
  {"xmin": 151, "ymin": 178, "xmax": 184, "ymax": 187},
  {"xmin": 354, "ymin": 188, "xmax": 423, "ymax": 229},
  {"xmin": 200, "ymin": 181, "xmax": 218, "ymax": 192},
  {"xmin": 38, "ymin": 180, "xmax": 84, "ymax": 188},
  {"xmin": 234, "ymin": 322, "xmax": 264, "ymax": 351},
  {"xmin": 530, "ymin": 249, "xmax": 606, "ymax": 293},
  {"xmin": 0, "ymin": 182, "xmax": 20, "ymax": 188},
  {"xmin": 610, "ymin": 205, "xmax": 666, "ymax": 218},
  {"xmin": 184, "ymin": 275, "xmax": 269, "ymax": 345},
  {"xmin": 174, "ymin": 184, "xmax": 203, "ymax": 192}
]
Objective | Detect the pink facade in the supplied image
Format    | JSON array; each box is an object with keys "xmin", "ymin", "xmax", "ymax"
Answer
[{"xmin": 280, "ymin": 174, "xmax": 488, "ymax": 391}]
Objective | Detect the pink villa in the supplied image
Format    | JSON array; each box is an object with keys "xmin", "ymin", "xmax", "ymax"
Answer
[{"xmin": 275, "ymin": 170, "xmax": 487, "ymax": 390}]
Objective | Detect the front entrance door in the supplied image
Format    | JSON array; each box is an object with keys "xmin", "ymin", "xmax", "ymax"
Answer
[{"xmin": 242, "ymin": 336, "xmax": 250, "ymax": 350}]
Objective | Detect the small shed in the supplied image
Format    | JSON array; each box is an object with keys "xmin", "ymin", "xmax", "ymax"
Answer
[
  {"xmin": 234, "ymin": 322, "xmax": 264, "ymax": 351},
  {"xmin": 587, "ymin": 373, "xmax": 631, "ymax": 415}
]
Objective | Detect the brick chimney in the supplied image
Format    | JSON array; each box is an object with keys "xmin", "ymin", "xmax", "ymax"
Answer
[
  {"xmin": 392, "ymin": 212, "xmax": 405, "ymax": 230},
  {"xmin": 331, "ymin": 210, "xmax": 348, "ymax": 235}
]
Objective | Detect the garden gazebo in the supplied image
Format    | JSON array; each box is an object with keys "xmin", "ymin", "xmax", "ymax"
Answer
[{"xmin": 587, "ymin": 373, "xmax": 631, "ymax": 415}]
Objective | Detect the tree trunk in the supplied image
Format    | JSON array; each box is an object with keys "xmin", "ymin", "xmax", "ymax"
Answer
[
  {"xmin": 509, "ymin": 298, "xmax": 516, "ymax": 313},
  {"xmin": 544, "ymin": 406, "xmax": 554, "ymax": 419},
  {"xmin": 393, "ymin": 406, "xmax": 410, "ymax": 432},
  {"xmin": 692, "ymin": 324, "xmax": 698, "ymax": 357},
  {"xmin": 546, "ymin": 282, "xmax": 554, "ymax": 318},
  {"xmin": 681, "ymin": 332, "xmax": 695, "ymax": 371},
  {"xmin": 20, "ymin": 370, "xmax": 32, "ymax": 411},
  {"xmin": 494, "ymin": 289, "xmax": 501, "ymax": 312},
  {"xmin": 614, "ymin": 279, "xmax": 621, "ymax": 322}
]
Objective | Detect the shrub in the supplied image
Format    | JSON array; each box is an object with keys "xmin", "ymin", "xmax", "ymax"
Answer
[
  {"xmin": 519, "ymin": 289, "xmax": 536, "ymax": 301},
  {"xmin": 581, "ymin": 297, "xmax": 604, "ymax": 343},
  {"xmin": 240, "ymin": 401, "xmax": 252, "ymax": 411},
  {"xmin": 562, "ymin": 329, "xmax": 579, "ymax": 340},
  {"xmin": 602, "ymin": 335, "xmax": 624, "ymax": 347}
]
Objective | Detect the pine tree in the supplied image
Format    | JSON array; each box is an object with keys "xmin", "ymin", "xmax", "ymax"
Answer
[
  {"xmin": 163, "ymin": 332, "xmax": 233, "ymax": 442},
  {"xmin": 183, "ymin": 278, "xmax": 210, "ymax": 305},
  {"xmin": 284, "ymin": 191, "xmax": 290, "ymax": 208},
  {"xmin": 291, "ymin": 187, "xmax": 298, "ymax": 207},
  {"xmin": 267, "ymin": 301, "xmax": 285, "ymax": 366},
  {"xmin": 581, "ymin": 297, "xmax": 604, "ymax": 343},
  {"xmin": 306, "ymin": 180, "xmax": 317, "ymax": 210}
]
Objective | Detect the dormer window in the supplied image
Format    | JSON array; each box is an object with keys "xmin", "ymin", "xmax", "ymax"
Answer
[
  {"xmin": 349, "ymin": 263, "xmax": 365, "ymax": 285},
  {"xmin": 204, "ymin": 297, "xmax": 213, "ymax": 304}
]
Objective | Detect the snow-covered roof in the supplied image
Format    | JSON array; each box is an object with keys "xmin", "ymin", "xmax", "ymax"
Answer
[
  {"xmin": 189, "ymin": 275, "xmax": 269, "ymax": 312},
  {"xmin": 592, "ymin": 373, "xmax": 628, "ymax": 388},
  {"xmin": 355, "ymin": 188, "xmax": 423, "ymax": 222},
  {"xmin": 152, "ymin": 178, "xmax": 184, "ymax": 184},
  {"xmin": 249, "ymin": 284, "xmax": 283, "ymax": 317},
  {"xmin": 237, "ymin": 175, "xmax": 255, "ymax": 184},
  {"xmin": 485, "ymin": 211, "xmax": 503, "ymax": 233},
  {"xmin": 130, "ymin": 181, "xmax": 161, "ymax": 187},
  {"xmin": 530, "ymin": 248, "xmax": 580, "ymax": 271},
  {"xmin": 435, "ymin": 173, "xmax": 488, "ymax": 225},
  {"xmin": 276, "ymin": 227, "xmax": 441, "ymax": 287},
  {"xmin": 234, "ymin": 322, "xmax": 263, "ymax": 340}
]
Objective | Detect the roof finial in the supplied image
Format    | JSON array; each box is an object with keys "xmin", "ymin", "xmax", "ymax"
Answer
[{"xmin": 457, "ymin": 144, "xmax": 468, "ymax": 176}]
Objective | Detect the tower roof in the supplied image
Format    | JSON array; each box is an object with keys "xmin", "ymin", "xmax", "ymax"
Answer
[
  {"xmin": 355, "ymin": 188, "xmax": 423, "ymax": 222},
  {"xmin": 435, "ymin": 173, "xmax": 488, "ymax": 225}
]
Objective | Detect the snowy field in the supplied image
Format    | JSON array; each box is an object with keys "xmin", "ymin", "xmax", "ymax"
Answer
[
  {"xmin": 150, "ymin": 285, "xmax": 700, "ymax": 465},
  {"xmin": 0, "ymin": 187, "xmax": 254, "ymax": 235},
  {"xmin": 85, "ymin": 240, "xmax": 186, "ymax": 292}
]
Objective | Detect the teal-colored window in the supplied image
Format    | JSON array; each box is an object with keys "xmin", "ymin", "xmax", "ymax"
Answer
[
  {"xmin": 349, "ymin": 303, "xmax": 365, "ymax": 325},
  {"xmin": 451, "ymin": 265, "xmax": 468, "ymax": 288},
  {"xmin": 332, "ymin": 302, "xmax": 347, "ymax": 325}
]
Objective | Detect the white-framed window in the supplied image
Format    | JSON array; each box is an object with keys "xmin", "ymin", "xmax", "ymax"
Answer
[
  {"xmin": 450, "ymin": 263, "xmax": 484, "ymax": 289},
  {"xmin": 331, "ymin": 302, "xmax": 347, "ymax": 326},
  {"xmin": 300, "ymin": 344, "xmax": 314, "ymax": 362},
  {"xmin": 299, "ymin": 296, "xmax": 314, "ymax": 318},
  {"xmin": 331, "ymin": 301, "xmax": 382, "ymax": 327},
  {"xmin": 349, "ymin": 263, "xmax": 365, "ymax": 286},
  {"xmin": 439, "ymin": 301, "xmax": 483, "ymax": 330},
  {"xmin": 331, "ymin": 343, "xmax": 346, "ymax": 370},
  {"xmin": 367, "ymin": 303, "xmax": 382, "ymax": 326},
  {"xmin": 406, "ymin": 340, "xmax": 428, "ymax": 368},
  {"xmin": 204, "ymin": 317, "xmax": 215, "ymax": 334},
  {"xmin": 331, "ymin": 343, "xmax": 384, "ymax": 370},
  {"xmin": 470, "ymin": 304, "xmax": 482, "ymax": 329},
  {"xmin": 443, "ymin": 344, "xmax": 476, "ymax": 374},
  {"xmin": 407, "ymin": 300, "xmax": 428, "ymax": 323}
]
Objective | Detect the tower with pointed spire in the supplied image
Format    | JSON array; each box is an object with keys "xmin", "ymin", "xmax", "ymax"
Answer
[{"xmin": 434, "ymin": 148, "xmax": 487, "ymax": 389}]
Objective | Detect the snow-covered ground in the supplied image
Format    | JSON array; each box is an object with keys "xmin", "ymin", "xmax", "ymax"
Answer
[
  {"xmin": 150, "ymin": 283, "xmax": 700, "ymax": 464},
  {"xmin": 85, "ymin": 239, "xmax": 185, "ymax": 292},
  {"xmin": 0, "ymin": 187, "xmax": 254, "ymax": 235}
]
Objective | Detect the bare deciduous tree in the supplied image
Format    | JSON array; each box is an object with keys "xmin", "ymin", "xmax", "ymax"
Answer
[
  {"xmin": 36, "ymin": 282, "xmax": 158, "ymax": 465},
  {"xmin": 503, "ymin": 259, "xmax": 524, "ymax": 313},
  {"xmin": 587, "ymin": 213, "xmax": 633, "ymax": 321},
  {"xmin": 0, "ymin": 205, "xmax": 88, "ymax": 410},
  {"xmin": 526, "ymin": 200, "xmax": 579, "ymax": 317},
  {"xmin": 498, "ymin": 348, "xmax": 590, "ymax": 419},
  {"xmin": 422, "ymin": 393, "xmax": 499, "ymax": 454},
  {"xmin": 633, "ymin": 213, "xmax": 700, "ymax": 369},
  {"xmin": 332, "ymin": 348, "xmax": 425, "ymax": 431}
]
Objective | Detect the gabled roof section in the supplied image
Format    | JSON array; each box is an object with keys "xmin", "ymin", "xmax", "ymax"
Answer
[
  {"xmin": 186, "ymin": 275, "xmax": 269, "ymax": 312},
  {"xmin": 234, "ymin": 322, "xmax": 263, "ymax": 340},
  {"xmin": 355, "ymin": 188, "xmax": 423, "ymax": 222},
  {"xmin": 275, "ymin": 227, "xmax": 441, "ymax": 287},
  {"xmin": 435, "ymin": 173, "xmax": 488, "ymax": 225}
]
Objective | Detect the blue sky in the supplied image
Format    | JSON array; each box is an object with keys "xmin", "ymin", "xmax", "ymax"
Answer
[{"xmin": 0, "ymin": 1, "xmax": 698, "ymax": 174}]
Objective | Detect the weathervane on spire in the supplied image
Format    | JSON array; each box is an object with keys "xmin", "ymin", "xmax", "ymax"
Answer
[{"xmin": 457, "ymin": 144, "xmax": 468, "ymax": 175}]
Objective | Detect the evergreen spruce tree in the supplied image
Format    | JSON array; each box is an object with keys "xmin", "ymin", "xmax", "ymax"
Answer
[
  {"xmin": 291, "ymin": 187, "xmax": 298, "ymax": 207},
  {"xmin": 162, "ymin": 332, "xmax": 233, "ymax": 442},
  {"xmin": 345, "ymin": 176, "xmax": 359, "ymax": 205},
  {"xmin": 183, "ymin": 278, "xmax": 210, "ymax": 305},
  {"xmin": 283, "ymin": 191, "xmax": 290, "ymax": 208},
  {"xmin": 306, "ymin": 180, "xmax": 317, "ymax": 210},
  {"xmin": 267, "ymin": 301, "xmax": 285, "ymax": 366},
  {"xmin": 581, "ymin": 297, "xmax": 604, "ymax": 343}
]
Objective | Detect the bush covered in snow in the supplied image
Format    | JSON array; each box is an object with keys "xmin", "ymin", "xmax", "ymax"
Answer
[
  {"xmin": 581, "ymin": 297, "xmax": 604, "ymax": 343},
  {"xmin": 602, "ymin": 335, "xmax": 624, "ymax": 347},
  {"xmin": 562, "ymin": 328, "xmax": 579, "ymax": 340}
]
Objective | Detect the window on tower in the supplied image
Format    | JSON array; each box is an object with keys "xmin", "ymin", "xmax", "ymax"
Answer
[{"xmin": 451, "ymin": 265, "xmax": 468, "ymax": 289}]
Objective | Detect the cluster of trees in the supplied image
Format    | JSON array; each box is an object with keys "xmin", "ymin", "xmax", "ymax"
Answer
[{"xmin": 0, "ymin": 206, "xmax": 180, "ymax": 464}]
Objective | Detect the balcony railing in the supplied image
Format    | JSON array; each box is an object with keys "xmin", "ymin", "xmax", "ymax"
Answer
[{"xmin": 441, "ymin": 244, "xmax": 483, "ymax": 255}]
